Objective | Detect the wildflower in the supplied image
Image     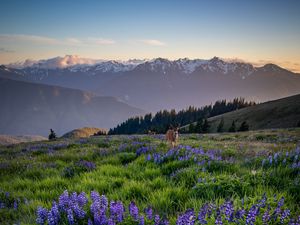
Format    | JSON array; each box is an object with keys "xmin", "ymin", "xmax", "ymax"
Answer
[
  {"xmin": 36, "ymin": 206, "xmax": 48, "ymax": 225},
  {"xmin": 139, "ymin": 215, "xmax": 145, "ymax": 225},
  {"xmin": 198, "ymin": 204, "xmax": 208, "ymax": 224},
  {"xmin": 107, "ymin": 218, "xmax": 115, "ymax": 225},
  {"xmin": 67, "ymin": 208, "xmax": 74, "ymax": 225},
  {"xmin": 246, "ymin": 205, "xmax": 258, "ymax": 225},
  {"xmin": 110, "ymin": 201, "xmax": 124, "ymax": 222},
  {"xmin": 280, "ymin": 209, "xmax": 290, "ymax": 224},
  {"xmin": 154, "ymin": 214, "xmax": 160, "ymax": 225},
  {"xmin": 145, "ymin": 207, "xmax": 153, "ymax": 220},
  {"xmin": 129, "ymin": 201, "xmax": 139, "ymax": 221},
  {"xmin": 262, "ymin": 208, "xmax": 270, "ymax": 224},
  {"xmin": 48, "ymin": 201, "xmax": 60, "ymax": 225}
]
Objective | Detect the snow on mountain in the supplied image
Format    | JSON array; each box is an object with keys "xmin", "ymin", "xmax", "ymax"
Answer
[{"xmin": 6, "ymin": 55, "xmax": 288, "ymax": 77}]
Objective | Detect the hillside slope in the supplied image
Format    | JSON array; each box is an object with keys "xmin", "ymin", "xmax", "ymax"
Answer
[
  {"xmin": 62, "ymin": 127, "xmax": 107, "ymax": 138},
  {"xmin": 207, "ymin": 94, "xmax": 300, "ymax": 132},
  {"xmin": 0, "ymin": 78, "xmax": 144, "ymax": 136}
]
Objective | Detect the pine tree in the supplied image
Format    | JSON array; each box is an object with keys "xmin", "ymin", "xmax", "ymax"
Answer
[
  {"xmin": 228, "ymin": 121, "xmax": 236, "ymax": 132},
  {"xmin": 195, "ymin": 119, "xmax": 203, "ymax": 133},
  {"xmin": 202, "ymin": 119, "xmax": 210, "ymax": 133},
  {"xmin": 48, "ymin": 129, "xmax": 57, "ymax": 140},
  {"xmin": 238, "ymin": 121, "xmax": 249, "ymax": 131},
  {"xmin": 217, "ymin": 118, "xmax": 224, "ymax": 133},
  {"xmin": 189, "ymin": 123, "xmax": 195, "ymax": 133}
]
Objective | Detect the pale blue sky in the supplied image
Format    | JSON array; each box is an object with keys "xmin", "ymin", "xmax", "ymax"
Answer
[{"xmin": 0, "ymin": 0, "xmax": 299, "ymax": 71}]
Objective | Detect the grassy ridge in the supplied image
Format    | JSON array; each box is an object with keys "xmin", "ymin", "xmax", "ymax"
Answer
[
  {"xmin": 208, "ymin": 94, "xmax": 300, "ymax": 132},
  {"xmin": 0, "ymin": 129, "xmax": 299, "ymax": 224}
]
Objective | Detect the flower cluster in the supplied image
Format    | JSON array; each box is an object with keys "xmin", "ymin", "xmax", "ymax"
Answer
[
  {"xmin": 144, "ymin": 145, "xmax": 223, "ymax": 169},
  {"xmin": 36, "ymin": 191, "xmax": 300, "ymax": 225},
  {"xmin": 262, "ymin": 147, "xmax": 300, "ymax": 169},
  {"xmin": 76, "ymin": 159, "xmax": 96, "ymax": 171}
]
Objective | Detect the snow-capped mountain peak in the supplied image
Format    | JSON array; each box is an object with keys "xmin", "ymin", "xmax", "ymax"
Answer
[{"xmin": 5, "ymin": 56, "xmax": 291, "ymax": 77}]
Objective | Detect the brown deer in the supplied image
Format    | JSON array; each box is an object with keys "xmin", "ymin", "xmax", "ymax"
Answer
[{"xmin": 166, "ymin": 126, "xmax": 179, "ymax": 148}]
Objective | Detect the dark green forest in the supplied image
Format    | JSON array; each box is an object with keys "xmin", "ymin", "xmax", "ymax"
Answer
[{"xmin": 109, "ymin": 98, "xmax": 255, "ymax": 134}]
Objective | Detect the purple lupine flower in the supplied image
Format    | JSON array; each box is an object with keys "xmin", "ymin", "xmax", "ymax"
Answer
[
  {"xmin": 246, "ymin": 205, "xmax": 258, "ymax": 225},
  {"xmin": 278, "ymin": 197, "xmax": 285, "ymax": 208},
  {"xmin": 221, "ymin": 201, "xmax": 234, "ymax": 221},
  {"xmin": 129, "ymin": 201, "xmax": 139, "ymax": 221},
  {"xmin": 107, "ymin": 218, "xmax": 115, "ymax": 225},
  {"xmin": 269, "ymin": 156, "xmax": 273, "ymax": 165},
  {"xmin": 235, "ymin": 208, "xmax": 246, "ymax": 220},
  {"xmin": 280, "ymin": 209, "xmax": 290, "ymax": 224},
  {"xmin": 88, "ymin": 218, "xmax": 93, "ymax": 225},
  {"xmin": 48, "ymin": 201, "xmax": 60, "ymax": 225},
  {"xmin": 13, "ymin": 200, "xmax": 18, "ymax": 210},
  {"xmin": 91, "ymin": 191, "xmax": 101, "ymax": 203},
  {"xmin": 67, "ymin": 208, "xmax": 74, "ymax": 225},
  {"xmin": 262, "ymin": 208, "xmax": 270, "ymax": 224},
  {"xmin": 36, "ymin": 206, "xmax": 48, "ymax": 225},
  {"xmin": 146, "ymin": 154, "xmax": 152, "ymax": 161},
  {"xmin": 145, "ymin": 207, "xmax": 153, "ymax": 220},
  {"xmin": 77, "ymin": 192, "xmax": 88, "ymax": 207},
  {"xmin": 198, "ymin": 204, "xmax": 208, "ymax": 224},
  {"xmin": 154, "ymin": 214, "xmax": 160, "ymax": 225},
  {"xmin": 94, "ymin": 208, "xmax": 107, "ymax": 225},
  {"xmin": 58, "ymin": 190, "xmax": 69, "ymax": 212},
  {"xmin": 176, "ymin": 209, "xmax": 195, "ymax": 225},
  {"xmin": 100, "ymin": 195, "xmax": 108, "ymax": 209},
  {"xmin": 139, "ymin": 215, "xmax": 145, "ymax": 225},
  {"xmin": 162, "ymin": 219, "xmax": 170, "ymax": 225},
  {"xmin": 110, "ymin": 201, "xmax": 124, "ymax": 222},
  {"xmin": 72, "ymin": 203, "xmax": 86, "ymax": 219},
  {"xmin": 215, "ymin": 215, "xmax": 223, "ymax": 225}
]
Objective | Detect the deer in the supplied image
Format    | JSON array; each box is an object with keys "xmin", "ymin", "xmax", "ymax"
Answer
[{"xmin": 166, "ymin": 126, "xmax": 179, "ymax": 148}]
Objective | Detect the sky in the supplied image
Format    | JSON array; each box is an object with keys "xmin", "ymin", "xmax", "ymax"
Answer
[{"xmin": 0, "ymin": 0, "xmax": 300, "ymax": 72}]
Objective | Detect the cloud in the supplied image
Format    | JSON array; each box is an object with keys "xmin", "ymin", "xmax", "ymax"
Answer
[
  {"xmin": 140, "ymin": 39, "xmax": 166, "ymax": 46},
  {"xmin": 0, "ymin": 34, "xmax": 59, "ymax": 44},
  {"xmin": 0, "ymin": 47, "xmax": 14, "ymax": 53},
  {"xmin": 0, "ymin": 34, "xmax": 116, "ymax": 46}
]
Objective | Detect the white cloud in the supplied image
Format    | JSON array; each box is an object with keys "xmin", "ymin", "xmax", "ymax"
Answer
[
  {"xmin": 140, "ymin": 39, "xmax": 166, "ymax": 46},
  {"xmin": 0, "ymin": 34, "xmax": 59, "ymax": 44},
  {"xmin": 0, "ymin": 34, "xmax": 116, "ymax": 46}
]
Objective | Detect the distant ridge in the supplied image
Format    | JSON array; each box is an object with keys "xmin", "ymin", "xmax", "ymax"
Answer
[{"xmin": 0, "ymin": 77, "xmax": 144, "ymax": 136}]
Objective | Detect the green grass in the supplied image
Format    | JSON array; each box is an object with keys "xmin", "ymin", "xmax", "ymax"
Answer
[{"xmin": 0, "ymin": 128, "xmax": 300, "ymax": 224}]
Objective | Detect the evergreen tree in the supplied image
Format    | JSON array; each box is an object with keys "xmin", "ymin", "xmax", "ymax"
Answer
[
  {"xmin": 195, "ymin": 119, "xmax": 203, "ymax": 133},
  {"xmin": 217, "ymin": 118, "xmax": 224, "ymax": 133},
  {"xmin": 48, "ymin": 129, "xmax": 57, "ymax": 140},
  {"xmin": 228, "ymin": 121, "xmax": 236, "ymax": 132},
  {"xmin": 202, "ymin": 119, "xmax": 210, "ymax": 133},
  {"xmin": 238, "ymin": 121, "xmax": 249, "ymax": 131},
  {"xmin": 189, "ymin": 123, "xmax": 195, "ymax": 133}
]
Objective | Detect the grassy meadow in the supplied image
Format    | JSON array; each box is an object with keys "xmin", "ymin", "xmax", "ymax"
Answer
[{"xmin": 0, "ymin": 128, "xmax": 300, "ymax": 224}]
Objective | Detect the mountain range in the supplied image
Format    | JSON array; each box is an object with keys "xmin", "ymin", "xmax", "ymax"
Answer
[
  {"xmin": 2, "ymin": 55, "xmax": 300, "ymax": 112},
  {"xmin": 1, "ymin": 55, "xmax": 300, "ymax": 136}
]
